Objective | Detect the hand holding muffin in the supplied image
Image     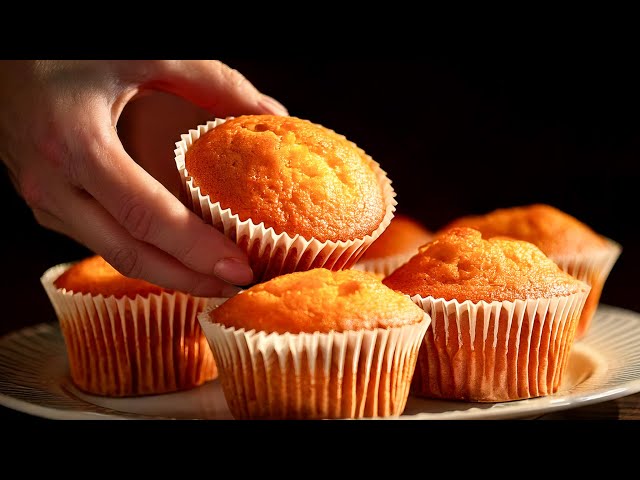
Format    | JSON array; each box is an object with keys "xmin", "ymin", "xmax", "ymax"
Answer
[
  {"xmin": 24, "ymin": 61, "xmax": 624, "ymax": 418},
  {"xmin": 0, "ymin": 60, "xmax": 288, "ymax": 298},
  {"xmin": 175, "ymin": 114, "xmax": 396, "ymax": 283}
]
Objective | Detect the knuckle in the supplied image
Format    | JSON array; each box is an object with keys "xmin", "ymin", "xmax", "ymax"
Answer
[
  {"xmin": 114, "ymin": 60, "xmax": 163, "ymax": 83},
  {"xmin": 228, "ymin": 69, "xmax": 249, "ymax": 90},
  {"xmin": 214, "ymin": 61, "xmax": 248, "ymax": 90},
  {"xmin": 106, "ymin": 247, "xmax": 142, "ymax": 279},
  {"xmin": 34, "ymin": 123, "xmax": 86, "ymax": 186},
  {"xmin": 81, "ymin": 126, "xmax": 120, "ymax": 178},
  {"xmin": 35, "ymin": 122, "xmax": 71, "ymax": 171},
  {"xmin": 174, "ymin": 236, "xmax": 202, "ymax": 270},
  {"xmin": 210, "ymin": 60, "xmax": 227, "ymax": 74},
  {"xmin": 118, "ymin": 194, "xmax": 154, "ymax": 241},
  {"xmin": 84, "ymin": 127, "xmax": 111, "ymax": 161},
  {"xmin": 139, "ymin": 60, "xmax": 172, "ymax": 82}
]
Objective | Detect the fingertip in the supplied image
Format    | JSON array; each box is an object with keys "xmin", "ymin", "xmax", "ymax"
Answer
[
  {"xmin": 190, "ymin": 278, "xmax": 244, "ymax": 298},
  {"xmin": 213, "ymin": 257, "xmax": 254, "ymax": 286},
  {"xmin": 221, "ymin": 284, "xmax": 244, "ymax": 298}
]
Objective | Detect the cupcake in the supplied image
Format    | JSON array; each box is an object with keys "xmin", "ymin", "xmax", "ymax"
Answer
[
  {"xmin": 198, "ymin": 268, "xmax": 430, "ymax": 419},
  {"xmin": 354, "ymin": 214, "xmax": 433, "ymax": 278},
  {"xmin": 41, "ymin": 255, "xmax": 218, "ymax": 397},
  {"xmin": 174, "ymin": 115, "xmax": 396, "ymax": 283},
  {"xmin": 440, "ymin": 204, "xmax": 621, "ymax": 339},
  {"xmin": 383, "ymin": 227, "xmax": 590, "ymax": 402}
]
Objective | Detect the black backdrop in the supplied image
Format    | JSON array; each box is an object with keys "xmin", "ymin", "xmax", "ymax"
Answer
[{"xmin": 1, "ymin": 58, "xmax": 638, "ymax": 336}]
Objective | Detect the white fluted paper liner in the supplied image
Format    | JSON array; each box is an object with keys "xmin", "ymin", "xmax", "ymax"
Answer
[
  {"xmin": 409, "ymin": 289, "xmax": 590, "ymax": 402},
  {"xmin": 551, "ymin": 238, "xmax": 622, "ymax": 339},
  {"xmin": 354, "ymin": 252, "xmax": 416, "ymax": 278},
  {"xmin": 174, "ymin": 118, "xmax": 397, "ymax": 283},
  {"xmin": 40, "ymin": 263, "xmax": 218, "ymax": 397},
  {"xmin": 197, "ymin": 308, "xmax": 430, "ymax": 419}
]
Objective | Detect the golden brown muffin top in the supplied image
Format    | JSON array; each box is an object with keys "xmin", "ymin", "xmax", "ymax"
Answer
[
  {"xmin": 383, "ymin": 227, "xmax": 587, "ymax": 303},
  {"xmin": 54, "ymin": 255, "xmax": 166, "ymax": 299},
  {"xmin": 208, "ymin": 268, "xmax": 425, "ymax": 334},
  {"xmin": 360, "ymin": 214, "xmax": 433, "ymax": 260},
  {"xmin": 440, "ymin": 204, "xmax": 608, "ymax": 257},
  {"xmin": 185, "ymin": 115, "xmax": 387, "ymax": 243}
]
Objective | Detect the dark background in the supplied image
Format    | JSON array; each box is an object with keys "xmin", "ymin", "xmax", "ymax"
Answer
[{"xmin": 1, "ymin": 58, "xmax": 638, "ymax": 337}]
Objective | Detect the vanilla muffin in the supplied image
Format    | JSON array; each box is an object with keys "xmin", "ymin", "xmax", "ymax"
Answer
[
  {"xmin": 175, "ymin": 115, "xmax": 396, "ymax": 283},
  {"xmin": 198, "ymin": 268, "xmax": 430, "ymax": 419},
  {"xmin": 41, "ymin": 256, "xmax": 217, "ymax": 397},
  {"xmin": 440, "ymin": 204, "xmax": 621, "ymax": 339},
  {"xmin": 383, "ymin": 227, "xmax": 590, "ymax": 402},
  {"xmin": 354, "ymin": 214, "xmax": 433, "ymax": 278}
]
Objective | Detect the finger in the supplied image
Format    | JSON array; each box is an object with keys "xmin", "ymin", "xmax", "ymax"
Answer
[
  {"xmin": 65, "ymin": 102, "xmax": 254, "ymax": 286},
  {"xmin": 140, "ymin": 60, "xmax": 288, "ymax": 117},
  {"xmin": 19, "ymin": 163, "xmax": 241, "ymax": 297},
  {"xmin": 55, "ymin": 184, "xmax": 242, "ymax": 298},
  {"xmin": 117, "ymin": 91, "xmax": 211, "ymax": 198},
  {"xmin": 32, "ymin": 207, "xmax": 79, "ymax": 241}
]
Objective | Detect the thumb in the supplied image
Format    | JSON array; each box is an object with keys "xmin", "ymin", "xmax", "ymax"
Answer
[{"xmin": 142, "ymin": 60, "xmax": 288, "ymax": 117}]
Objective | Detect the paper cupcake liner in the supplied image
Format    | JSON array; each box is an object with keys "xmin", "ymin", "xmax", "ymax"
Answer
[
  {"xmin": 551, "ymin": 238, "xmax": 621, "ymax": 339},
  {"xmin": 353, "ymin": 251, "xmax": 416, "ymax": 278},
  {"xmin": 174, "ymin": 118, "xmax": 397, "ymax": 283},
  {"xmin": 41, "ymin": 263, "xmax": 218, "ymax": 397},
  {"xmin": 409, "ymin": 290, "xmax": 590, "ymax": 402},
  {"xmin": 197, "ymin": 308, "xmax": 430, "ymax": 419}
]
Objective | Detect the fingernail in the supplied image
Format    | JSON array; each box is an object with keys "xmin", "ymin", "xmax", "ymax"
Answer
[
  {"xmin": 221, "ymin": 284, "xmax": 244, "ymax": 298},
  {"xmin": 258, "ymin": 94, "xmax": 289, "ymax": 116},
  {"xmin": 213, "ymin": 258, "xmax": 254, "ymax": 285}
]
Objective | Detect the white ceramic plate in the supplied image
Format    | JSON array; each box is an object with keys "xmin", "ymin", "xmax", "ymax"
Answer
[{"xmin": 1, "ymin": 304, "xmax": 639, "ymax": 420}]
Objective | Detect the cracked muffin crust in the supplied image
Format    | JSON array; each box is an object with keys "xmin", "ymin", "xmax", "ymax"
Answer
[
  {"xmin": 184, "ymin": 115, "xmax": 386, "ymax": 243},
  {"xmin": 439, "ymin": 204, "xmax": 609, "ymax": 257},
  {"xmin": 383, "ymin": 227, "xmax": 587, "ymax": 303},
  {"xmin": 209, "ymin": 267, "xmax": 425, "ymax": 334},
  {"xmin": 437, "ymin": 204, "xmax": 621, "ymax": 339}
]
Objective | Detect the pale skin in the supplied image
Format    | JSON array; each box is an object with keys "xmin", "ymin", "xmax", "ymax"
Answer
[{"xmin": 0, "ymin": 60, "xmax": 288, "ymax": 296}]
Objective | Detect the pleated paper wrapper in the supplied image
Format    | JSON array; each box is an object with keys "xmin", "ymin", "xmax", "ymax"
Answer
[
  {"xmin": 198, "ymin": 306, "xmax": 431, "ymax": 419},
  {"xmin": 41, "ymin": 263, "xmax": 218, "ymax": 397},
  {"xmin": 551, "ymin": 238, "xmax": 621, "ymax": 339},
  {"xmin": 409, "ymin": 289, "xmax": 589, "ymax": 402},
  {"xmin": 174, "ymin": 118, "xmax": 397, "ymax": 283}
]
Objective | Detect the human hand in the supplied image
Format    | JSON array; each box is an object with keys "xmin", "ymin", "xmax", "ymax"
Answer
[{"xmin": 0, "ymin": 60, "xmax": 288, "ymax": 296}]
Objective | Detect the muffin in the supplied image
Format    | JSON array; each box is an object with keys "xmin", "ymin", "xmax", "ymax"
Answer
[
  {"xmin": 354, "ymin": 214, "xmax": 433, "ymax": 278},
  {"xmin": 383, "ymin": 227, "xmax": 590, "ymax": 402},
  {"xmin": 41, "ymin": 255, "xmax": 218, "ymax": 397},
  {"xmin": 174, "ymin": 115, "xmax": 396, "ymax": 283},
  {"xmin": 440, "ymin": 204, "xmax": 621, "ymax": 339},
  {"xmin": 197, "ymin": 268, "xmax": 430, "ymax": 419}
]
